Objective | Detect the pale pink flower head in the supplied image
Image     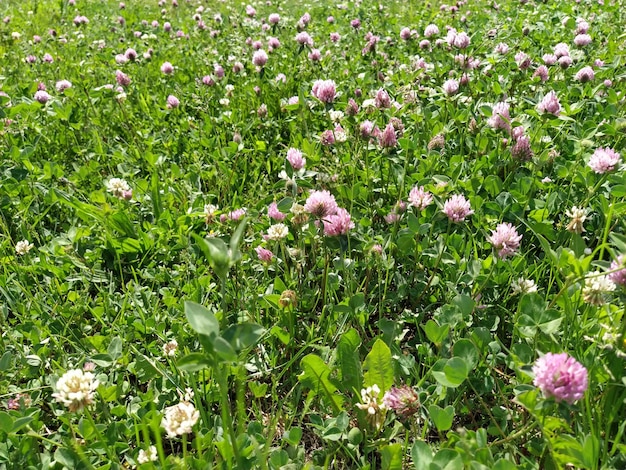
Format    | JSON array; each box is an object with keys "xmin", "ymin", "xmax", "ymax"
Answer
[
  {"xmin": 487, "ymin": 102, "xmax": 511, "ymax": 133},
  {"xmin": 268, "ymin": 37, "xmax": 280, "ymax": 49},
  {"xmin": 383, "ymin": 385, "xmax": 420, "ymax": 419},
  {"xmin": 511, "ymin": 135, "xmax": 533, "ymax": 161},
  {"xmin": 374, "ymin": 88, "xmax": 391, "ymax": 109},
  {"xmin": 252, "ymin": 49, "xmax": 268, "ymax": 67},
  {"xmin": 453, "ymin": 31, "xmax": 470, "ymax": 49},
  {"xmin": 533, "ymin": 65, "xmax": 549, "ymax": 82},
  {"xmin": 378, "ymin": 123, "xmax": 398, "ymax": 148},
  {"xmin": 34, "ymin": 90, "xmax": 51, "ymax": 104},
  {"xmin": 308, "ymin": 49, "xmax": 322, "ymax": 61},
  {"xmin": 494, "ymin": 42, "xmax": 509, "ymax": 54},
  {"xmin": 330, "ymin": 32, "xmax": 340, "ymax": 43},
  {"xmin": 268, "ymin": 13, "xmax": 280, "ymax": 25},
  {"xmin": 268, "ymin": 202, "xmax": 286, "ymax": 221},
  {"xmin": 442, "ymin": 79, "xmax": 459, "ymax": 96},
  {"xmin": 351, "ymin": 19, "xmax": 361, "ymax": 29},
  {"xmin": 576, "ymin": 20, "xmax": 590, "ymax": 35},
  {"xmin": 115, "ymin": 69, "xmax": 131, "ymax": 86},
  {"xmin": 609, "ymin": 256, "xmax": 626, "ymax": 286},
  {"xmin": 323, "ymin": 207, "xmax": 354, "ymax": 236},
  {"xmin": 124, "ymin": 48, "xmax": 137, "ymax": 61},
  {"xmin": 56, "ymin": 80, "xmax": 72, "ymax": 93},
  {"xmin": 202, "ymin": 75, "xmax": 215, "ymax": 86},
  {"xmin": 43, "ymin": 53, "xmax": 54, "ymax": 63},
  {"xmin": 300, "ymin": 12, "xmax": 311, "ymax": 25},
  {"xmin": 588, "ymin": 147, "xmax": 620, "ymax": 174},
  {"xmin": 408, "ymin": 186, "xmax": 433, "ymax": 211},
  {"xmin": 166, "ymin": 95, "xmax": 180, "ymax": 109},
  {"xmin": 537, "ymin": 91, "xmax": 561, "ymax": 116},
  {"xmin": 304, "ymin": 190, "xmax": 338, "ymax": 218},
  {"xmin": 252, "ymin": 41, "xmax": 263, "ymax": 50},
  {"xmin": 320, "ymin": 129, "xmax": 335, "ymax": 146},
  {"xmin": 245, "ymin": 5, "xmax": 256, "ymax": 17},
  {"xmin": 295, "ymin": 31, "xmax": 313, "ymax": 47},
  {"xmin": 532, "ymin": 353, "xmax": 588, "ymax": 404},
  {"xmin": 515, "ymin": 52, "xmax": 530, "ymax": 70},
  {"xmin": 554, "ymin": 42, "xmax": 570, "ymax": 58},
  {"xmin": 255, "ymin": 246, "xmax": 274, "ymax": 263},
  {"xmin": 400, "ymin": 27, "xmax": 412, "ymax": 40},
  {"xmin": 543, "ymin": 54, "xmax": 557, "ymax": 66},
  {"xmin": 161, "ymin": 61, "xmax": 174, "ymax": 74},
  {"xmin": 286, "ymin": 148, "xmax": 305, "ymax": 170},
  {"xmin": 311, "ymin": 79, "xmax": 337, "ymax": 103},
  {"xmin": 360, "ymin": 120, "xmax": 375, "ymax": 138},
  {"xmin": 424, "ymin": 24, "xmax": 439, "ymax": 38},
  {"xmin": 487, "ymin": 222, "xmax": 522, "ymax": 258},
  {"xmin": 574, "ymin": 66, "xmax": 594, "ymax": 83},
  {"xmin": 574, "ymin": 34, "xmax": 592, "ymax": 47},
  {"xmin": 443, "ymin": 194, "xmax": 473, "ymax": 222},
  {"xmin": 558, "ymin": 56, "xmax": 572, "ymax": 69}
]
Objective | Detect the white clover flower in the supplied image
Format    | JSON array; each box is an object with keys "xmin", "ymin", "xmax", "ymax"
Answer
[
  {"xmin": 356, "ymin": 385, "xmax": 387, "ymax": 429},
  {"xmin": 161, "ymin": 402, "xmax": 199, "ymax": 437},
  {"xmin": 511, "ymin": 278, "xmax": 537, "ymax": 295},
  {"xmin": 137, "ymin": 445, "xmax": 157, "ymax": 464},
  {"xmin": 52, "ymin": 369, "xmax": 99, "ymax": 412},
  {"xmin": 266, "ymin": 223, "xmax": 289, "ymax": 240},
  {"xmin": 329, "ymin": 110, "xmax": 344, "ymax": 123},
  {"xmin": 582, "ymin": 271, "xmax": 616, "ymax": 306},
  {"xmin": 163, "ymin": 339, "xmax": 178, "ymax": 357},
  {"xmin": 106, "ymin": 177, "xmax": 131, "ymax": 199},
  {"xmin": 15, "ymin": 240, "xmax": 34, "ymax": 255},
  {"xmin": 565, "ymin": 206, "xmax": 589, "ymax": 234}
]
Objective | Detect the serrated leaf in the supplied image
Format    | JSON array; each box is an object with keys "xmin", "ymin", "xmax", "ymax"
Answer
[
  {"xmin": 299, "ymin": 354, "xmax": 343, "ymax": 413},
  {"xmin": 363, "ymin": 339, "xmax": 394, "ymax": 394}
]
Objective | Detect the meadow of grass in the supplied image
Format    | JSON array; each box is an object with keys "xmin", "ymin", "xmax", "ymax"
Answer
[{"xmin": 1, "ymin": 0, "xmax": 625, "ymax": 468}]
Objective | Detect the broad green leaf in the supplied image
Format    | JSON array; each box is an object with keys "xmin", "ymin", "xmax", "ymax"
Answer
[
  {"xmin": 222, "ymin": 323, "xmax": 266, "ymax": 351},
  {"xmin": 213, "ymin": 337, "xmax": 238, "ymax": 362},
  {"xmin": 381, "ymin": 443, "xmax": 403, "ymax": 470},
  {"xmin": 11, "ymin": 416, "xmax": 33, "ymax": 433},
  {"xmin": 299, "ymin": 354, "xmax": 343, "ymax": 413},
  {"xmin": 0, "ymin": 412, "xmax": 13, "ymax": 433},
  {"xmin": 107, "ymin": 336, "xmax": 123, "ymax": 360},
  {"xmin": 0, "ymin": 351, "xmax": 12, "ymax": 371},
  {"xmin": 429, "ymin": 404, "xmax": 455, "ymax": 431},
  {"xmin": 452, "ymin": 339, "xmax": 479, "ymax": 369},
  {"xmin": 177, "ymin": 353, "xmax": 213, "ymax": 372},
  {"xmin": 431, "ymin": 357, "xmax": 469, "ymax": 388},
  {"xmin": 452, "ymin": 294, "xmax": 475, "ymax": 317},
  {"xmin": 192, "ymin": 233, "xmax": 231, "ymax": 279},
  {"xmin": 229, "ymin": 217, "xmax": 248, "ymax": 264},
  {"xmin": 363, "ymin": 339, "xmax": 394, "ymax": 394},
  {"xmin": 283, "ymin": 427, "xmax": 302, "ymax": 446},
  {"xmin": 422, "ymin": 320, "xmax": 449, "ymax": 346},
  {"xmin": 337, "ymin": 328, "xmax": 362, "ymax": 394},
  {"xmin": 432, "ymin": 449, "xmax": 463, "ymax": 470},
  {"xmin": 411, "ymin": 441, "xmax": 433, "ymax": 470},
  {"xmin": 184, "ymin": 301, "xmax": 219, "ymax": 338}
]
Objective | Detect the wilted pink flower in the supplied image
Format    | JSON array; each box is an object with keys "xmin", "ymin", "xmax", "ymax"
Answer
[
  {"xmin": 214, "ymin": 64, "xmax": 225, "ymax": 79},
  {"xmin": 443, "ymin": 194, "xmax": 473, "ymax": 222},
  {"xmin": 42, "ymin": 53, "xmax": 54, "ymax": 63},
  {"xmin": 408, "ymin": 186, "xmax": 433, "ymax": 211},
  {"xmin": 532, "ymin": 353, "xmax": 588, "ymax": 404},
  {"xmin": 378, "ymin": 123, "xmax": 398, "ymax": 148},
  {"xmin": 286, "ymin": 148, "xmax": 305, "ymax": 170},
  {"xmin": 374, "ymin": 88, "xmax": 391, "ymax": 108},
  {"xmin": 442, "ymin": 79, "xmax": 459, "ymax": 96},
  {"xmin": 166, "ymin": 95, "xmax": 179, "ymax": 109},
  {"xmin": 588, "ymin": 147, "xmax": 620, "ymax": 174},
  {"xmin": 268, "ymin": 202, "xmax": 286, "ymax": 221},
  {"xmin": 202, "ymin": 75, "xmax": 215, "ymax": 86},
  {"xmin": 488, "ymin": 102, "xmax": 511, "ymax": 133},
  {"xmin": 252, "ymin": 49, "xmax": 268, "ymax": 67},
  {"xmin": 537, "ymin": 91, "xmax": 561, "ymax": 116},
  {"xmin": 115, "ymin": 70, "xmax": 131, "ymax": 86},
  {"xmin": 487, "ymin": 222, "xmax": 522, "ymax": 258},
  {"xmin": 304, "ymin": 190, "xmax": 338, "ymax": 218},
  {"xmin": 383, "ymin": 386, "xmax": 420, "ymax": 419},
  {"xmin": 34, "ymin": 90, "xmax": 51, "ymax": 104},
  {"xmin": 533, "ymin": 65, "xmax": 549, "ymax": 82},
  {"xmin": 25, "ymin": 55, "xmax": 37, "ymax": 64},
  {"xmin": 330, "ymin": 32, "xmax": 340, "ymax": 42},
  {"xmin": 56, "ymin": 80, "xmax": 72, "ymax": 92},
  {"xmin": 255, "ymin": 246, "xmax": 274, "ymax": 263},
  {"xmin": 311, "ymin": 79, "xmax": 336, "ymax": 103},
  {"xmin": 609, "ymin": 256, "xmax": 626, "ymax": 286},
  {"xmin": 574, "ymin": 34, "xmax": 592, "ymax": 46},
  {"xmin": 574, "ymin": 66, "xmax": 594, "ymax": 83},
  {"xmin": 323, "ymin": 207, "xmax": 354, "ymax": 236},
  {"xmin": 351, "ymin": 19, "xmax": 361, "ymax": 29},
  {"xmin": 295, "ymin": 31, "xmax": 313, "ymax": 46},
  {"xmin": 345, "ymin": 98, "xmax": 359, "ymax": 116},
  {"xmin": 124, "ymin": 48, "xmax": 137, "ymax": 61},
  {"xmin": 161, "ymin": 62, "xmax": 174, "ymax": 74}
]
